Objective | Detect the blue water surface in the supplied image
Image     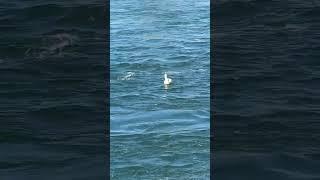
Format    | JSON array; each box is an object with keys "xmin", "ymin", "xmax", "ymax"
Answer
[{"xmin": 110, "ymin": 0, "xmax": 210, "ymax": 179}]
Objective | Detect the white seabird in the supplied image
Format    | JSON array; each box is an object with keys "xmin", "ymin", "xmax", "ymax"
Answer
[{"xmin": 163, "ymin": 72, "xmax": 172, "ymax": 85}]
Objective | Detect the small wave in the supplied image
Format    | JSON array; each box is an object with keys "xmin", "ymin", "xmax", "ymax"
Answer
[
  {"xmin": 24, "ymin": 33, "xmax": 79, "ymax": 60},
  {"xmin": 165, "ymin": 71, "xmax": 182, "ymax": 75},
  {"xmin": 117, "ymin": 72, "xmax": 135, "ymax": 81}
]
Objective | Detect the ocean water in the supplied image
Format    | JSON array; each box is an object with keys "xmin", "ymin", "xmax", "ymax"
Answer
[
  {"xmin": 213, "ymin": 0, "xmax": 320, "ymax": 179},
  {"xmin": 0, "ymin": 1, "xmax": 107, "ymax": 179},
  {"xmin": 6, "ymin": 0, "xmax": 320, "ymax": 179},
  {"xmin": 110, "ymin": 0, "xmax": 210, "ymax": 179}
]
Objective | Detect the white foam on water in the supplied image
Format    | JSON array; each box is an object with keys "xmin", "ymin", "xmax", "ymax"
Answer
[{"xmin": 118, "ymin": 71, "xmax": 135, "ymax": 81}]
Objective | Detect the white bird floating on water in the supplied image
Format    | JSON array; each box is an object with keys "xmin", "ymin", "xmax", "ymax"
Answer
[{"xmin": 163, "ymin": 72, "xmax": 172, "ymax": 85}]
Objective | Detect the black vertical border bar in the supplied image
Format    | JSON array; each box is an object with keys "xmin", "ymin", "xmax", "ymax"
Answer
[
  {"xmin": 105, "ymin": 0, "xmax": 110, "ymax": 179},
  {"xmin": 210, "ymin": 0, "xmax": 215, "ymax": 179}
]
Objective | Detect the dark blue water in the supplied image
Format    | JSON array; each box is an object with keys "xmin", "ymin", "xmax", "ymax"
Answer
[
  {"xmin": 213, "ymin": 0, "xmax": 320, "ymax": 179},
  {"xmin": 0, "ymin": 1, "xmax": 108, "ymax": 179},
  {"xmin": 110, "ymin": 0, "xmax": 210, "ymax": 179},
  {"xmin": 3, "ymin": 0, "xmax": 319, "ymax": 179}
]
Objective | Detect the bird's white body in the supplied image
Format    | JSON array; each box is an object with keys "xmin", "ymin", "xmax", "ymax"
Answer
[{"xmin": 163, "ymin": 72, "xmax": 172, "ymax": 85}]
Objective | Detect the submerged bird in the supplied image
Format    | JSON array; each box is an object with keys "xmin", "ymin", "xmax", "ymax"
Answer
[{"xmin": 163, "ymin": 72, "xmax": 172, "ymax": 85}]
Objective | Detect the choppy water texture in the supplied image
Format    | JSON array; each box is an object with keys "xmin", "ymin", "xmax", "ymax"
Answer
[
  {"xmin": 0, "ymin": 1, "xmax": 107, "ymax": 179},
  {"xmin": 214, "ymin": 0, "xmax": 320, "ymax": 179},
  {"xmin": 111, "ymin": 0, "xmax": 210, "ymax": 179}
]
